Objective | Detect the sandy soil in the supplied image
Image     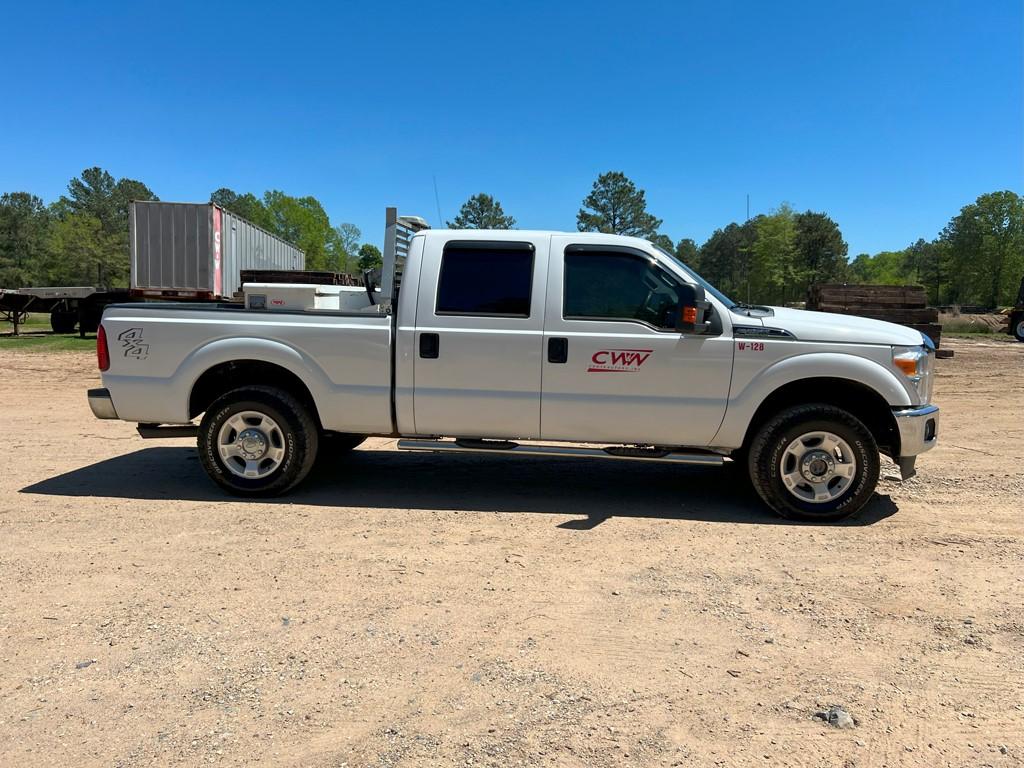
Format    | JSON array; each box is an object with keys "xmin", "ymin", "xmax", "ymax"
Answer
[{"xmin": 1, "ymin": 338, "xmax": 1022, "ymax": 767}]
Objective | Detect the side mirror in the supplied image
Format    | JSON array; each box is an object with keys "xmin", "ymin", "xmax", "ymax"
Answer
[{"xmin": 675, "ymin": 284, "xmax": 710, "ymax": 333}]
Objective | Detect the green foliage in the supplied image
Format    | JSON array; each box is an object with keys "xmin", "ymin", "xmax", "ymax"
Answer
[
  {"xmin": 577, "ymin": 172, "xmax": 661, "ymax": 238},
  {"xmin": 447, "ymin": 194, "xmax": 516, "ymax": 229},
  {"xmin": 847, "ymin": 238, "xmax": 948, "ymax": 303},
  {"xmin": 211, "ymin": 188, "xmax": 362, "ymax": 274},
  {"xmin": 259, "ymin": 191, "xmax": 335, "ymax": 271},
  {"xmin": 674, "ymin": 238, "xmax": 699, "ymax": 269},
  {"xmin": 358, "ymin": 243, "xmax": 383, "ymax": 271},
  {"xmin": 332, "ymin": 223, "xmax": 361, "ymax": 273},
  {"xmin": 648, "ymin": 233, "xmax": 675, "ymax": 252},
  {"xmin": 210, "ymin": 188, "xmax": 274, "ymax": 229},
  {"xmin": 941, "ymin": 190, "xmax": 1024, "ymax": 306},
  {"xmin": 40, "ymin": 213, "xmax": 125, "ymax": 285},
  {"xmin": 793, "ymin": 211, "xmax": 848, "ymax": 291},
  {"xmin": 62, "ymin": 167, "xmax": 156, "ymax": 235},
  {"xmin": 691, "ymin": 208, "xmax": 852, "ymax": 305},
  {"xmin": 2, "ymin": 167, "xmax": 1020, "ymax": 311},
  {"xmin": 2, "ymin": 168, "xmax": 158, "ymax": 289},
  {"xmin": 750, "ymin": 204, "xmax": 799, "ymax": 303},
  {"xmin": 847, "ymin": 250, "xmax": 907, "ymax": 284},
  {"xmin": 843, "ymin": 191, "xmax": 1024, "ymax": 307},
  {"xmin": 908, "ymin": 239, "xmax": 950, "ymax": 305},
  {"xmin": 0, "ymin": 192, "xmax": 50, "ymax": 287},
  {"xmin": 697, "ymin": 220, "xmax": 758, "ymax": 302}
]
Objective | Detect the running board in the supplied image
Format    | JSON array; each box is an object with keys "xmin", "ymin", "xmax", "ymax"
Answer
[
  {"xmin": 396, "ymin": 439, "xmax": 725, "ymax": 466},
  {"xmin": 137, "ymin": 423, "xmax": 198, "ymax": 439}
]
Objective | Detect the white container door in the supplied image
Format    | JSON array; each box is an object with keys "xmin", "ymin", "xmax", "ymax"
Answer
[
  {"xmin": 540, "ymin": 237, "xmax": 733, "ymax": 447},
  {"xmin": 411, "ymin": 234, "xmax": 549, "ymax": 438}
]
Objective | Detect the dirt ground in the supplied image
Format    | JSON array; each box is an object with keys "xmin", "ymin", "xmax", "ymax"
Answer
[{"xmin": 1, "ymin": 338, "xmax": 1022, "ymax": 768}]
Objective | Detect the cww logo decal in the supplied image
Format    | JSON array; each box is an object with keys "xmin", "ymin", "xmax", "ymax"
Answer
[{"xmin": 587, "ymin": 348, "xmax": 653, "ymax": 373}]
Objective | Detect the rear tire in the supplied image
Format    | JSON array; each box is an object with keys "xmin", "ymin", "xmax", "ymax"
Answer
[
  {"xmin": 50, "ymin": 311, "xmax": 76, "ymax": 333},
  {"xmin": 198, "ymin": 385, "xmax": 318, "ymax": 496},
  {"xmin": 748, "ymin": 404, "xmax": 880, "ymax": 522}
]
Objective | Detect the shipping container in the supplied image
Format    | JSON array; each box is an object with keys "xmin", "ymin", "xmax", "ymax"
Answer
[{"xmin": 130, "ymin": 201, "xmax": 305, "ymax": 299}]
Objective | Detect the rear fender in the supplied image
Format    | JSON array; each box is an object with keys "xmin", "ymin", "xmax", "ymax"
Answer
[{"xmin": 178, "ymin": 337, "xmax": 330, "ymax": 420}]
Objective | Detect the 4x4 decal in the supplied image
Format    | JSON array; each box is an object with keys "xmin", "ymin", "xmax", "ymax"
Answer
[{"xmin": 117, "ymin": 327, "xmax": 149, "ymax": 360}]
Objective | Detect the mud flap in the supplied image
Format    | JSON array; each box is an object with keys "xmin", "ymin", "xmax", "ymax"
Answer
[{"xmin": 896, "ymin": 456, "xmax": 917, "ymax": 480}]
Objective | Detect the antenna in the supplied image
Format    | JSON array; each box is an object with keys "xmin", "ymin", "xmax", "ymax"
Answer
[{"xmin": 433, "ymin": 175, "xmax": 443, "ymax": 226}]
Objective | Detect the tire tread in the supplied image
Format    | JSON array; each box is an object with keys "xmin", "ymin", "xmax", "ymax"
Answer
[
  {"xmin": 198, "ymin": 385, "xmax": 318, "ymax": 497},
  {"xmin": 748, "ymin": 403, "xmax": 879, "ymax": 522}
]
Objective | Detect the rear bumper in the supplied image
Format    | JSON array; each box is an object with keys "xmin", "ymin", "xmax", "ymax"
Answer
[
  {"xmin": 892, "ymin": 404, "xmax": 939, "ymax": 480},
  {"xmin": 87, "ymin": 388, "xmax": 119, "ymax": 420}
]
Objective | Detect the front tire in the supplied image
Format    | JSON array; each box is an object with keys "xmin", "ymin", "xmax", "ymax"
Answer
[
  {"xmin": 198, "ymin": 385, "xmax": 318, "ymax": 496},
  {"xmin": 748, "ymin": 404, "xmax": 880, "ymax": 522}
]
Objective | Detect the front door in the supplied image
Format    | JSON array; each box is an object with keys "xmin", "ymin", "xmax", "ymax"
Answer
[
  {"xmin": 540, "ymin": 238, "xmax": 733, "ymax": 446},
  {"xmin": 412, "ymin": 235, "xmax": 549, "ymax": 438}
]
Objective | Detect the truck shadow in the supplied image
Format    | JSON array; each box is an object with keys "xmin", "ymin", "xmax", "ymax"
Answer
[{"xmin": 19, "ymin": 446, "xmax": 898, "ymax": 527}]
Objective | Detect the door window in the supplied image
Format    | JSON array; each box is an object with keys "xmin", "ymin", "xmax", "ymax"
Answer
[
  {"xmin": 436, "ymin": 242, "xmax": 534, "ymax": 317},
  {"xmin": 564, "ymin": 250, "xmax": 681, "ymax": 328}
]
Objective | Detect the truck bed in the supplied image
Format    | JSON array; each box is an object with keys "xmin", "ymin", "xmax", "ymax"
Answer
[{"xmin": 99, "ymin": 303, "xmax": 394, "ymax": 434}]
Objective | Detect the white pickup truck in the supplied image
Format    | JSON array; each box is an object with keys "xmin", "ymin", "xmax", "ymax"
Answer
[{"xmin": 88, "ymin": 209, "xmax": 939, "ymax": 521}]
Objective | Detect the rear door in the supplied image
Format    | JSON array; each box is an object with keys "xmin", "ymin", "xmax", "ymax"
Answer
[
  {"xmin": 540, "ymin": 238, "xmax": 733, "ymax": 446},
  {"xmin": 412, "ymin": 235, "xmax": 549, "ymax": 438}
]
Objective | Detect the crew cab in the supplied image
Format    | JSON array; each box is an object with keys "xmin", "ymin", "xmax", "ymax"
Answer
[{"xmin": 88, "ymin": 208, "xmax": 939, "ymax": 521}]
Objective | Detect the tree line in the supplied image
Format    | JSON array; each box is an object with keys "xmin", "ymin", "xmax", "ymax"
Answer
[
  {"xmin": 3, "ymin": 168, "xmax": 1021, "ymax": 307},
  {"xmin": 0, "ymin": 167, "xmax": 380, "ymax": 290},
  {"xmin": 449, "ymin": 173, "xmax": 1023, "ymax": 307}
]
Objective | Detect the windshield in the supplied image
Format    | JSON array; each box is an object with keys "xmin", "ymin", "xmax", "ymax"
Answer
[{"xmin": 652, "ymin": 245, "xmax": 736, "ymax": 308}]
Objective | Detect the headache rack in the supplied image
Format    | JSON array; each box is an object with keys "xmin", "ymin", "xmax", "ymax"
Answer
[{"xmin": 374, "ymin": 207, "xmax": 429, "ymax": 313}]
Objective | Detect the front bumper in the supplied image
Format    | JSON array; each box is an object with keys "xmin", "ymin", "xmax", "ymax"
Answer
[
  {"xmin": 87, "ymin": 388, "xmax": 119, "ymax": 420},
  {"xmin": 892, "ymin": 404, "xmax": 939, "ymax": 479}
]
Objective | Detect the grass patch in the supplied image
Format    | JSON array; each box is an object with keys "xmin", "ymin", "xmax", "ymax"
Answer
[
  {"xmin": 943, "ymin": 331, "xmax": 1015, "ymax": 342},
  {"xmin": 943, "ymin": 327, "xmax": 998, "ymax": 335},
  {"xmin": 0, "ymin": 332, "xmax": 96, "ymax": 352},
  {"xmin": 1, "ymin": 312, "xmax": 52, "ymax": 333},
  {"xmin": 1, "ymin": 313, "xmax": 95, "ymax": 352}
]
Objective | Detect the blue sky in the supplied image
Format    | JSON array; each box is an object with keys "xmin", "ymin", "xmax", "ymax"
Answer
[{"xmin": 1, "ymin": 1, "xmax": 1020, "ymax": 256}]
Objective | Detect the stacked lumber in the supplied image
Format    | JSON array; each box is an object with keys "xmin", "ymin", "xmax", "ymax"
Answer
[
  {"xmin": 807, "ymin": 284, "xmax": 941, "ymax": 347},
  {"xmin": 240, "ymin": 269, "xmax": 365, "ymax": 287}
]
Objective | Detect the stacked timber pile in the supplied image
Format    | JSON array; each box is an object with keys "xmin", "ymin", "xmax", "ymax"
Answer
[
  {"xmin": 240, "ymin": 269, "xmax": 365, "ymax": 286},
  {"xmin": 807, "ymin": 284, "xmax": 941, "ymax": 347}
]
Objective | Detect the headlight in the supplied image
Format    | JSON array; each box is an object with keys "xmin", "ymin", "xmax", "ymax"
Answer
[{"xmin": 892, "ymin": 344, "xmax": 934, "ymax": 404}]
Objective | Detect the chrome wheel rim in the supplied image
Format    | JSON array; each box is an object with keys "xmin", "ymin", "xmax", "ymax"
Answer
[
  {"xmin": 216, "ymin": 411, "xmax": 286, "ymax": 479},
  {"xmin": 779, "ymin": 431, "xmax": 857, "ymax": 504}
]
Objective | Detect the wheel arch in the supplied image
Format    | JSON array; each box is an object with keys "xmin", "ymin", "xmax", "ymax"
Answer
[
  {"xmin": 741, "ymin": 377, "xmax": 901, "ymax": 459},
  {"xmin": 189, "ymin": 360, "xmax": 322, "ymax": 429}
]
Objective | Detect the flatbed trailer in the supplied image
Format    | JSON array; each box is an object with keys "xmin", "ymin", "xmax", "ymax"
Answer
[{"xmin": 0, "ymin": 287, "xmax": 134, "ymax": 336}]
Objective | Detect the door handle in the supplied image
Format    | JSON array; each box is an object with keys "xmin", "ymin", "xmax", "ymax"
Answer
[
  {"xmin": 419, "ymin": 332, "xmax": 439, "ymax": 359},
  {"xmin": 548, "ymin": 337, "xmax": 568, "ymax": 364}
]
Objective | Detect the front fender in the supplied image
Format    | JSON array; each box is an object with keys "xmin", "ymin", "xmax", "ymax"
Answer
[{"xmin": 712, "ymin": 351, "xmax": 914, "ymax": 448}]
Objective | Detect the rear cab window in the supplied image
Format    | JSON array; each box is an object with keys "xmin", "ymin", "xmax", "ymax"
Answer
[{"xmin": 436, "ymin": 242, "xmax": 535, "ymax": 317}]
